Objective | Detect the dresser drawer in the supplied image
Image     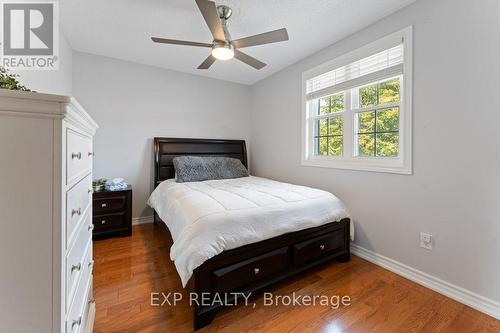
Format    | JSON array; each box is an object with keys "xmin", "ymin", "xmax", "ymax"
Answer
[
  {"xmin": 66, "ymin": 260, "xmax": 92, "ymax": 333},
  {"xmin": 293, "ymin": 228, "xmax": 345, "ymax": 266},
  {"xmin": 66, "ymin": 174, "xmax": 92, "ymax": 248},
  {"xmin": 212, "ymin": 247, "xmax": 289, "ymax": 293},
  {"xmin": 93, "ymin": 212, "xmax": 126, "ymax": 232},
  {"xmin": 65, "ymin": 213, "xmax": 92, "ymax": 311},
  {"xmin": 93, "ymin": 194, "xmax": 126, "ymax": 213},
  {"xmin": 66, "ymin": 128, "xmax": 92, "ymax": 186},
  {"xmin": 81, "ymin": 276, "xmax": 95, "ymax": 333}
]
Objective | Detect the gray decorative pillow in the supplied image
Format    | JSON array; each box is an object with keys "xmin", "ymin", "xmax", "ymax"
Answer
[{"xmin": 173, "ymin": 156, "xmax": 249, "ymax": 183}]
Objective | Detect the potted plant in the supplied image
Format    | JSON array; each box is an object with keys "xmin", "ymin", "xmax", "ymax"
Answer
[
  {"xmin": 92, "ymin": 178, "xmax": 107, "ymax": 192},
  {"xmin": 0, "ymin": 67, "xmax": 31, "ymax": 91}
]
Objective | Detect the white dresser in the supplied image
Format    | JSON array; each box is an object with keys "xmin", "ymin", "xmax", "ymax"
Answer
[{"xmin": 0, "ymin": 90, "xmax": 98, "ymax": 333}]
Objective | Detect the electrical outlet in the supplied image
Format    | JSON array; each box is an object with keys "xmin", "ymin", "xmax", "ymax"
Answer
[{"xmin": 420, "ymin": 232, "xmax": 433, "ymax": 250}]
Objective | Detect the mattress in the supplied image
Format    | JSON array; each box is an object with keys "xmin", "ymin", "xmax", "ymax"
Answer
[{"xmin": 147, "ymin": 176, "xmax": 352, "ymax": 286}]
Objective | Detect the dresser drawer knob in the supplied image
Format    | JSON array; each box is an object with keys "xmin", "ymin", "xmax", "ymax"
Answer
[
  {"xmin": 71, "ymin": 262, "xmax": 81, "ymax": 273},
  {"xmin": 319, "ymin": 244, "xmax": 325, "ymax": 251},
  {"xmin": 71, "ymin": 152, "xmax": 82, "ymax": 160},
  {"xmin": 101, "ymin": 220, "xmax": 106, "ymax": 225},
  {"xmin": 88, "ymin": 224, "xmax": 94, "ymax": 231},
  {"xmin": 101, "ymin": 203, "xmax": 107, "ymax": 208},
  {"xmin": 254, "ymin": 268, "xmax": 260, "ymax": 275},
  {"xmin": 88, "ymin": 152, "xmax": 94, "ymax": 157},
  {"xmin": 88, "ymin": 260, "xmax": 94, "ymax": 268},
  {"xmin": 71, "ymin": 208, "xmax": 81, "ymax": 217},
  {"xmin": 71, "ymin": 316, "xmax": 82, "ymax": 329}
]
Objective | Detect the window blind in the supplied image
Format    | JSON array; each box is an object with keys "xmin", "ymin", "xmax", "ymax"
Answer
[{"xmin": 306, "ymin": 44, "xmax": 403, "ymax": 100}]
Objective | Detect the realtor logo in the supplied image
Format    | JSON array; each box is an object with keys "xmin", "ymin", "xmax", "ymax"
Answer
[{"xmin": 1, "ymin": 1, "xmax": 59, "ymax": 69}]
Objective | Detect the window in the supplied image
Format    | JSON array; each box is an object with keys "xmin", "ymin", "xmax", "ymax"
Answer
[
  {"xmin": 313, "ymin": 92, "xmax": 345, "ymax": 156},
  {"xmin": 353, "ymin": 77, "xmax": 400, "ymax": 157},
  {"xmin": 302, "ymin": 27, "xmax": 412, "ymax": 174}
]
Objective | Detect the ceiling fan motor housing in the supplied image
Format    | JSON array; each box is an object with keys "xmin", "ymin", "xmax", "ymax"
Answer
[{"xmin": 217, "ymin": 5, "xmax": 232, "ymax": 20}]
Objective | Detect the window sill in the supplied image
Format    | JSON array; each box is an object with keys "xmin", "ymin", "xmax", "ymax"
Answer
[{"xmin": 301, "ymin": 156, "xmax": 412, "ymax": 175}]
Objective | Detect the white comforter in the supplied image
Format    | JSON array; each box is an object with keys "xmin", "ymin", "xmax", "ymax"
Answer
[{"xmin": 147, "ymin": 176, "xmax": 352, "ymax": 287}]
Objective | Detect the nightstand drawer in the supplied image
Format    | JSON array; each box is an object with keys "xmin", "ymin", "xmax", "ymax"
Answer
[
  {"xmin": 93, "ymin": 195, "xmax": 126, "ymax": 213},
  {"xmin": 93, "ymin": 212, "xmax": 126, "ymax": 232}
]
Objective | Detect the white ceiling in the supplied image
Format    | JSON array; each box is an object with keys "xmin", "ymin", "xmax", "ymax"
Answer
[{"xmin": 61, "ymin": 0, "xmax": 416, "ymax": 85}]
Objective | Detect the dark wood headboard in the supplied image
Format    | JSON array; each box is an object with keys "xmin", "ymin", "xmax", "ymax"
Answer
[{"xmin": 154, "ymin": 137, "xmax": 248, "ymax": 187}]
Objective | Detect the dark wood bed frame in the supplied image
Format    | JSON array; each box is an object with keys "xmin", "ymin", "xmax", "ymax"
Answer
[{"xmin": 153, "ymin": 137, "xmax": 350, "ymax": 330}]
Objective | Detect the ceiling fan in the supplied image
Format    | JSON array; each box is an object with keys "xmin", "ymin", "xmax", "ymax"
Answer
[{"xmin": 151, "ymin": 0, "xmax": 289, "ymax": 70}]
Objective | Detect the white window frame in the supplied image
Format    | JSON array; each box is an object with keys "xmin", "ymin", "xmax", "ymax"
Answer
[{"xmin": 301, "ymin": 26, "xmax": 413, "ymax": 174}]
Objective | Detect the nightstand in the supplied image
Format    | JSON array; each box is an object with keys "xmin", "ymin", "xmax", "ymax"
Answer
[{"xmin": 92, "ymin": 185, "xmax": 132, "ymax": 239}]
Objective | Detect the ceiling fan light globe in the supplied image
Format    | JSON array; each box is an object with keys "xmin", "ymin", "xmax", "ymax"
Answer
[{"xmin": 212, "ymin": 45, "xmax": 234, "ymax": 60}]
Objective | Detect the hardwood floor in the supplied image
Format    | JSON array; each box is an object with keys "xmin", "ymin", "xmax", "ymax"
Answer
[{"xmin": 93, "ymin": 224, "xmax": 499, "ymax": 333}]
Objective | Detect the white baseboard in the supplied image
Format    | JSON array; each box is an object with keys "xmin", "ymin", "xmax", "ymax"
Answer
[
  {"xmin": 351, "ymin": 243, "xmax": 500, "ymax": 320},
  {"xmin": 131, "ymin": 215, "xmax": 154, "ymax": 225}
]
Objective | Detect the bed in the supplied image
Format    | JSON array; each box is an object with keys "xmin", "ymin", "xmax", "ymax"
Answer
[{"xmin": 149, "ymin": 137, "xmax": 352, "ymax": 330}]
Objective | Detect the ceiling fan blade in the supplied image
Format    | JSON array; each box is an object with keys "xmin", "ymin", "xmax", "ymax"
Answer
[
  {"xmin": 151, "ymin": 37, "xmax": 212, "ymax": 48},
  {"xmin": 234, "ymin": 50, "xmax": 266, "ymax": 70},
  {"xmin": 195, "ymin": 0, "xmax": 225, "ymax": 42},
  {"xmin": 197, "ymin": 54, "xmax": 216, "ymax": 69},
  {"xmin": 232, "ymin": 28, "xmax": 289, "ymax": 49}
]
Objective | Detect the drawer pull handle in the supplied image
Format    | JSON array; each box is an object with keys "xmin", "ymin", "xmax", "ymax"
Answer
[
  {"xmin": 88, "ymin": 260, "xmax": 94, "ymax": 268},
  {"xmin": 101, "ymin": 220, "xmax": 106, "ymax": 225},
  {"xmin": 319, "ymin": 244, "xmax": 325, "ymax": 251},
  {"xmin": 71, "ymin": 208, "xmax": 81, "ymax": 217},
  {"xmin": 71, "ymin": 262, "xmax": 81, "ymax": 273},
  {"xmin": 71, "ymin": 152, "xmax": 82, "ymax": 160},
  {"xmin": 88, "ymin": 224, "xmax": 94, "ymax": 231},
  {"xmin": 254, "ymin": 268, "xmax": 260, "ymax": 275},
  {"xmin": 71, "ymin": 316, "xmax": 82, "ymax": 329},
  {"xmin": 101, "ymin": 203, "xmax": 107, "ymax": 208}
]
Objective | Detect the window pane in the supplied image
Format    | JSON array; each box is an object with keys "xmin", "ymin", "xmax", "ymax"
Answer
[
  {"xmin": 318, "ymin": 93, "xmax": 344, "ymax": 115},
  {"xmin": 317, "ymin": 119, "xmax": 328, "ymax": 136},
  {"xmin": 330, "ymin": 93, "xmax": 344, "ymax": 113},
  {"xmin": 357, "ymin": 111, "xmax": 375, "ymax": 133},
  {"xmin": 358, "ymin": 134, "xmax": 375, "ymax": 156},
  {"xmin": 319, "ymin": 97, "xmax": 330, "ymax": 115},
  {"xmin": 377, "ymin": 108, "xmax": 399, "ymax": 132},
  {"xmin": 379, "ymin": 78, "xmax": 400, "ymax": 104},
  {"xmin": 318, "ymin": 136, "xmax": 328, "ymax": 155},
  {"xmin": 359, "ymin": 83, "xmax": 377, "ymax": 108},
  {"xmin": 328, "ymin": 116, "xmax": 343, "ymax": 136},
  {"xmin": 328, "ymin": 136, "xmax": 343, "ymax": 156},
  {"xmin": 376, "ymin": 133, "xmax": 399, "ymax": 157},
  {"xmin": 356, "ymin": 77, "xmax": 400, "ymax": 109}
]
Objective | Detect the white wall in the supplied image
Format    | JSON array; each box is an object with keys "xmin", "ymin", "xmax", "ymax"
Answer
[
  {"xmin": 250, "ymin": 0, "xmax": 500, "ymax": 305},
  {"xmin": 13, "ymin": 31, "xmax": 73, "ymax": 96},
  {"xmin": 72, "ymin": 51, "xmax": 251, "ymax": 218}
]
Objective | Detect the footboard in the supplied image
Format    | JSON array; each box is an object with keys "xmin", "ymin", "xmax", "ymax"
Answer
[{"xmin": 189, "ymin": 218, "xmax": 350, "ymax": 330}]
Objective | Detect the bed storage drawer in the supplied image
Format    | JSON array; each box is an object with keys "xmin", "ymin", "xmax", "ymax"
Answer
[
  {"xmin": 293, "ymin": 228, "xmax": 345, "ymax": 266},
  {"xmin": 212, "ymin": 247, "xmax": 289, "ymax": 293}
]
